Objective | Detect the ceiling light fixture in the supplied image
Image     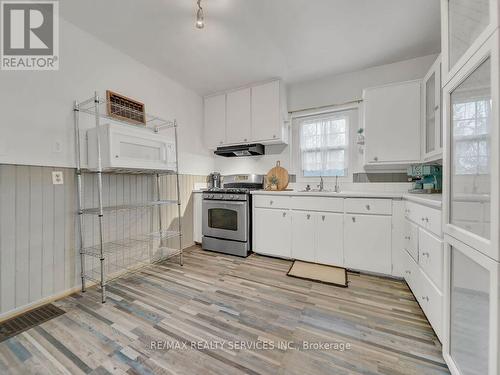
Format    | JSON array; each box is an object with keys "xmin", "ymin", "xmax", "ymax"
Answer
[{"xmin": 196, "ymin": 0, "xmax": 205, "ymax": 29}]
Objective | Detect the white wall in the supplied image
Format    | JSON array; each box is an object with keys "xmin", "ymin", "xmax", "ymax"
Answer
[
  {"xmin": 0, "ymin": 18, "xmax": 213, "ymax": 175},
  {"xmin": 214, "ymin": 54, "xmax": 438, "ymax": 179}
]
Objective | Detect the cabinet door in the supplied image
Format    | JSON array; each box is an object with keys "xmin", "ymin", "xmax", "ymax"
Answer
[
  {"xmin": 344, "ymin": 214, "xmax": 392, "ymax": 274},
  {"xmin": 253, "ymin": 208, "xmax": 291, "ymax": 258},
  {"xmin": 364, "ymin": 81, "xmax": 421, "ymax": 164},
  {"xmin": 226, "ymin": 88, "xmax": 251, "ymax": 144},
  {"xmin": 423, "ymin": 56, "xmax": 442, "ymax": 161},
  {"xmin": 447, "ymin": 47, "xmax": 494, "ymax": 258},
  {"xmin": 193, "ymin": 193, "xmax": 202, "ymax": 243},
  {"xmin": 291, "ymin": 211, "xmax": 315, "ymax": 262},
  {"xmin": 316, "ymin": 212, "xmax": 343, "ymax": 266},
  {"xmin": 204, "ymin": 94, "xmax": 226, "ymax": 149},
  {"xmin": 251, "ymin": 81, "xmax": 281, "ymax": 142}
]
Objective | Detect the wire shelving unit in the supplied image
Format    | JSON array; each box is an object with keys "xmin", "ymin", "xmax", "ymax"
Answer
[{"xmin": 73, "ymin": 92, "xmax": 183, "ymax": 303}]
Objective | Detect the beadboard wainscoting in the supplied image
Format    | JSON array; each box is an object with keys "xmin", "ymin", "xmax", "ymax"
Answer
[{"xmin": 0, "ymin": 164, "xmax": 206, "ymax": 317}]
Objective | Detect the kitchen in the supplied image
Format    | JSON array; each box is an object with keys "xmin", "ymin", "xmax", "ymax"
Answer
[{"xmin": 0, "ymin": 1, "xmax": 497, "ymax": 375}]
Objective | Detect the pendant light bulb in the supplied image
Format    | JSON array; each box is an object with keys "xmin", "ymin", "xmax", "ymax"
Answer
[{"xmin": 196, "ymin": 0, "xmax": 204, "ymax": 29}]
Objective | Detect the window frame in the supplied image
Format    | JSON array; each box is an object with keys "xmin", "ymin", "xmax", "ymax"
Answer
[{"xmin": 297, "ymin": 112, "xmax": 350, "ymax": 178}]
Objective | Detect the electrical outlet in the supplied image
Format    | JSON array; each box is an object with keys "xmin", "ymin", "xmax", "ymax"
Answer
[{"xmin": 52, "ymin": 171, "xmax": 64, "ymax": 185}]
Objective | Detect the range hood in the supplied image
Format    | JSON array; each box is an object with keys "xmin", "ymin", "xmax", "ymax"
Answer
[{"xmin": 214, "ymin": 144, "xmax": 265, "ymax": 157}]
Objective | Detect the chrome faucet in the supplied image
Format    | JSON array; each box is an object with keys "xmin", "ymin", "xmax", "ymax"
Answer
[
  {"xmin": 317, "ymin": 176, "xmax": 324, "ymax": 191},
  {"xmin": 334, "ymin": 176, "xmax": 340, "ymax": 193}
]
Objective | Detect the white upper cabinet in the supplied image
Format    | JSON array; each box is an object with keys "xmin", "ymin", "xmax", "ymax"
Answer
[
  {"xmin": 441, "ymin": 0, "xmax": 499, "ymax": 86},
  {"xmin": 251, "ymin": 80, "xmax": 283, "ymax": 142},
  {"xmin": 363, "ymin": 80, "xmax": 421, "ymax": 166},
  {"xmin": 423, "ymin": 56, "xmax": 443, "ymax": 161},
  {"xmin": 226, "ymin": 88, "xmax": 251, "ymax": 144},
  {"xmin": 204, "ymin": 94, "xmax": 226, "ymax": 149},
  {"xmin": 204, "ymin": 79, "xmax": 288, "ymax": 149}
]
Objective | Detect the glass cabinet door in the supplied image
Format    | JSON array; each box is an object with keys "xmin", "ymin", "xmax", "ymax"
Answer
[
  {"xmin": 425, "ymin": 71, "xmax": 437, "ymax": 154},
  {"xmin": 449, "ymin": 57, "xmax": 491, "ymax": 241},
  {"xmin": 450, "ymin": 246, "xmax": 490, "ymax": 375},
  {"xmin": 448, "ymin": 0, "xmax": 490, "ymax": 71}
]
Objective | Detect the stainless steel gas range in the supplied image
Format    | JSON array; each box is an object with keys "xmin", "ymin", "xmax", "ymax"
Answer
[{"xmin": 202, "ymin": 174, "xmax": 264, "ymax": 257}]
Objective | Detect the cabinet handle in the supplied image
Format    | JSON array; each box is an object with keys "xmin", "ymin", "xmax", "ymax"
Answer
[
  {"xmin": 434, "ymin": 105, "xmax": 439, "ymax": 111},
  {"xmin": 352, "ymin": 217, "xmax": 356, "ymax": 223},
  {"xmin": 421, "ymin": 217, "xmax": 425, "ymax": 222},
  {"xmin": 373, "ymin": 156, "xmax": 378, "ymax": 161},
  {"xmin": 365, "ymin": 204, "xmax": 370, "ymax": 210},
  {"xmin": 282, "ymin": 212, "xmax": 286, "ymax": 217},
  {"xmin": 422, "ymin": 252, "xmax": 430, "ymax": 257},
  {"xmin": 270, "ymin": 200, "xmax": 274, "ymax": 205},
  {"xmin": 244, "ymin": 138, "xmax": 248, "ymax": 142},
  {"xmin": 306, "ymin": 214, "xmax": 311, "ymax": 220},
  {"xmin": 422, "ymin": 296, "xmax": 429, "ymax": 302},
  {"xmin": 115, "ymin": 155, "xmax": 119, "ymax": 158},
  {"xmin": 322, "ymin": 215, "xmax": 325, "ymax": 221},
  {"xmin": 273, "ymin": 134, "xmax": 277, "ymax": 138},
  {"xmin": 405, "ymin": 270, "xmax": 411, "ymax": 274},
  {"xmin": 425, "ymin": 217, "xmax": 429, "ymax": 222}
]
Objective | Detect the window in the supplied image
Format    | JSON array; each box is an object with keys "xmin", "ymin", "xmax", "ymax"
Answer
[
  {"xmin": 452, "ymin": 97, "xmax": 491, "ymax": 175},
  {"xmin": 299, "ymin": 113, "xmax": 349, "ymax": 177}
]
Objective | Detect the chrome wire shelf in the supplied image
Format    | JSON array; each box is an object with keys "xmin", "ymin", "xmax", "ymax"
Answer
[
  {"xmin": 83, "ymin": 249, "xmax": 182, "ymax": 285},
  {"xmin": 80, "ymin": 167, "xmax": 178, "ymax": 175},
  {"xmin": 77, "ymin": 96, "xmax": 176, "ymax": 131},
  {"xmin": 74, "ymin": 91, "xmax": 183, "ymax": 303},
  {"xmin": 81, "ymin": 230, "xmax": 181, "ymax": 257},
  {"xmin": 81, "ymin": 200, "xmax": 178, "ymax": 215}
]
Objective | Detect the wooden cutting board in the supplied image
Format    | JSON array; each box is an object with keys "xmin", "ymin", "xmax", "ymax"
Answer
[{"xmin": 266, "ymin": 161, "xmax": 289, "ymax": 190}]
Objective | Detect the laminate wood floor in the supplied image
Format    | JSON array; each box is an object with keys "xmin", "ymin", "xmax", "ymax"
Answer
[{"xmin": 0, "ymin": 246, "xmax": 449, "ymax": 375}]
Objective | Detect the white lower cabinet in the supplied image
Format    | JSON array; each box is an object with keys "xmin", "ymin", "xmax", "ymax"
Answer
[
  {"xmin": 253, "ymin": 208, "xmax": 291, "ymax": 258},
  {"xmin": 402, "ymin": 199, "xmax": 445, "ymax": 342},
  {"xmin": 290, "ymin": 211, "xmax": 343, "ymax": 266},
  {"xmin": 316, "ymin": 213, "xmax": 343, "ymax": 266},
  {"xmin": 344, "ymin": 214, "xmax": 392, "ymax": 274},
  {"xmin": 193, "ymin": 192, "xmax": 202, "ymax": 243},
  {"xmin": 291, "ymin": 211, "xmax": 316, "ymax": 262}
]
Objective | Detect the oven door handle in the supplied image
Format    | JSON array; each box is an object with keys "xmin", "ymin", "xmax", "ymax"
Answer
[{"xmin": 204, "ymin": 200, "xmax": 247, "ymax": 206}]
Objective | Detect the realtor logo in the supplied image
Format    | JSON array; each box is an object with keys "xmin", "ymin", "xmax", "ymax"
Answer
[{"xmin": 1, "ymin": 1, "xmax": 59, "ymax": 70}]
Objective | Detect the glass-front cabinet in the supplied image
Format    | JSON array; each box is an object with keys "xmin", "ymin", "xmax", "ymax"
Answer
[
  {"xmin": 444, "ymin": 31, "xmax": 499, "ymax": 261},
  {"xmin": 441, "ymin": 0, "xmax": 498, "ymax": 86},
  {"xmin": 423, "ymin": 55, "xmax": 442, "ymax": 161},
  {"xmin": 443, "ymin": 30, "xmax": 500, "ymax": 375},
  {"xmin": 444, "ymin": 236, "xmax": 499, "ymax": 375}
]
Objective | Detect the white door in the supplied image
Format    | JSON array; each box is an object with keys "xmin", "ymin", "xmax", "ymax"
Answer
[
  {"xmin": 251, "ymin": 81, "xmax": 281, "ymax": 142},
  {"xmin": 423, "ymin": 56, "xmax": 442, "ymax": 161},
  {"xmin": 316, "ymin": 212, "xmax": 343, "ymax": 266},
  {"xmin": 253, "ymin": 208, "xmax": 291, "ymax": 258},
  {"xmin": 193, "ymin": 193, "xmax": 202, "ymax": 243},
  {"xmin": 226, "ymin": 88, "xmax": 251, "ymax": 144},
  {"xmin": 344, "ymin": 214, "xmax": 392, "ymax": 274},
  {"xmin": 291, "ymin": 211, "xmax": 315, "ymax": 262},
  {"xmin": 364, "ymin": 80, "xmax": 421, "ymax": 164},
  {"xmin": 204, "ymin": 94, "xmax": 226, "ymax": 149}
]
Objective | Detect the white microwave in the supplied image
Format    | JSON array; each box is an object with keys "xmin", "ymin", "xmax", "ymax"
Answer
[{"xmin": 86, "ymin": 123, "xmax": 176, "ymax": 172}]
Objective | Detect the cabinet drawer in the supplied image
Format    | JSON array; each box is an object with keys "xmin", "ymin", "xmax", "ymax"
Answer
[
  {"xmin": 418, "ymin": 229, "xmax": 443, "ymax": 291},
  {"xmin": 254, "ymin": 195, "xmax": 290, "ymax": 209},
  {"xmin": 291, "ymin": 197, "xmax": 343, "ymax": 212},
  {"xmin": 404, "ymin": 219, "xmax": 419, "ymax": 262},
  {"xmin": 405, "ymin": 201, "xmax": 442, "ymax": 236},
  {"xmin": 418, "ymin": 268, "xmax": 443, "ymax": 341},
  {"xmin": 402, "ymin": 248, "xmax": 420, "ymax": 297},
  {"xmin": 344, "ymin": 198, "xmax": 392, "ymax": 215}
]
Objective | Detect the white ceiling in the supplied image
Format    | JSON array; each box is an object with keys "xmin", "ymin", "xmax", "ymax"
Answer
[{"xmin": 61, "ymin": 0, "xmax": 440, "ymax": 96}]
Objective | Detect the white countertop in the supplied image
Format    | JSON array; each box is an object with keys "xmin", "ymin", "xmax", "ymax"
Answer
[
  {"xmin": 403, "ymin": 193, "xmax": 442, "ymax": 209},
  {"xmin": 250, "ymin": 190, "xmax": 443, "ymax": 208},
  {"xmin": 250, "ymin": 190, "xmax": 403, "ymax": 199}
]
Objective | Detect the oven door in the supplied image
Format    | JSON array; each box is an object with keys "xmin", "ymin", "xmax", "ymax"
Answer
[{"xmin": 202, "ymin": 199, "xmax": 248, "ymax": 242}]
